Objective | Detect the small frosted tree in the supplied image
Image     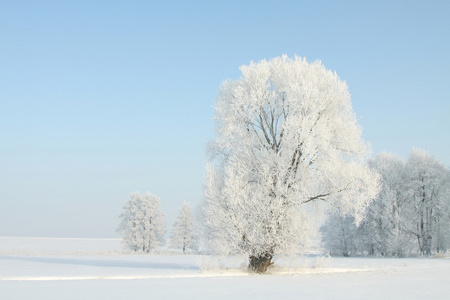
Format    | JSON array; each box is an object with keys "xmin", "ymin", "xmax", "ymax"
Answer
[
  {"xmin": 117, "ymin": 192, "xmax": 165, "ymax": 253},
  {"xmin": 204, "ymin": 55, "xmax": 380, "ymax": 272},
  {"xmin": 320, "ymin": 214, "xmax": 357, "ymax": 257},
  {"xmin": 170, "ymin": 203, "xmax": 197, "ymax": 253}
]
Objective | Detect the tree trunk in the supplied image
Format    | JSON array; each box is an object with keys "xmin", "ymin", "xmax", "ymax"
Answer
[
  {"xmin": 424, "ymin": 236, "xmax": 432, "ymax": 256},
  {"xmin": 249, "ymin": 253, "xmax": 273, "ymax": 273}
]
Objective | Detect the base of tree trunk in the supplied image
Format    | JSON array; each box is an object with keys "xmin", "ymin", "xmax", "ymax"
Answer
[{"xmin": 249, "ymin": 254, "xmax": 273, "ymax": 273}]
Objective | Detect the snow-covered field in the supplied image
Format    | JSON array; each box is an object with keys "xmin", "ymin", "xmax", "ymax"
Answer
[{"xmin": 1, "ymin": 237, "xmax": 449, "ymax": 300}]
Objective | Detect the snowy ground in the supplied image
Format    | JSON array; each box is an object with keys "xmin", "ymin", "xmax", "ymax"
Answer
[{"xmin": 1, "ymin": 237, "xmax": 449, "ymax": 300}]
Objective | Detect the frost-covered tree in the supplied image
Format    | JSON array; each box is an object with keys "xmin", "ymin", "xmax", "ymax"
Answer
[
  {"xmin": 359, "ymin": 153, "xmax": 412, "ymax": 256},
  {"xmin": 170, "ymin": 203, "xmax": 197, "ymax": 253},
  {"xmin": 203, "ymin": 56, "xmax": 380, "ymax": 272},
  {"xmin": 320, "ymin": 214, "xmax": 357, "ymax": 257},
  {"xmin": 117, "ymin": 192, "xmax": 165, "ymax": 253},
  {"xmin": 404, "ymin": 149, "xmax": 450, "ymax": 255}
]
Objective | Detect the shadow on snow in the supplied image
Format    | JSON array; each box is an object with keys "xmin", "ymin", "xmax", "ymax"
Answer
[{"xmin": 0, "ymin": 256, "xmax": 200, "ymax": 271}]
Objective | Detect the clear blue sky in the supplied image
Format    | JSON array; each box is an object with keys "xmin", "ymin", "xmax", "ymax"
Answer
[{"xmin": 1, "ymin": 0, "xmax": 449, "ymax": 238}]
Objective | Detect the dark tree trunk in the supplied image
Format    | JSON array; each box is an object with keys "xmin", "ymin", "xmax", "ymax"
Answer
[{"xmin": 249, "ymin": 253, "xmax": 273, "ymax": 273}]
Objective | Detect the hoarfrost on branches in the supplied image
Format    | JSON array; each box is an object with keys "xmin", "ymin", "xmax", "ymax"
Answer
[
  {"xmin": 117, "ymin": 192, "xmax": 165, "ymax": 253},
  {"xmin": 203, "ymin": 55, "xmax": 380, "ymax": 272}
]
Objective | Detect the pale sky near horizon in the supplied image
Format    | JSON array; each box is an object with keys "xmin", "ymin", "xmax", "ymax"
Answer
[{"xmin": 1, "ymin": 0, "xmax": 449, "ymax": 238}]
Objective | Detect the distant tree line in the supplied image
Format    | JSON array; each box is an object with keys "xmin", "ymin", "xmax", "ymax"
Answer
[{"xmin": 321, "ymin": 149, "xmax": 450, "ymax": 257}]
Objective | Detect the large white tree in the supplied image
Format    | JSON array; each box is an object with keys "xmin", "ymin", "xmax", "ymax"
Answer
[
  {"xmin": 117, "ymin": 192, "xmax": 165, "ymax": 253},
  {"xmin": 170, "ymin": 203, "xmax": 197, "ymax": 253},
  {"xmin": 204, "ymin": 55, "xmax": 380, "ymax": 272}
]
